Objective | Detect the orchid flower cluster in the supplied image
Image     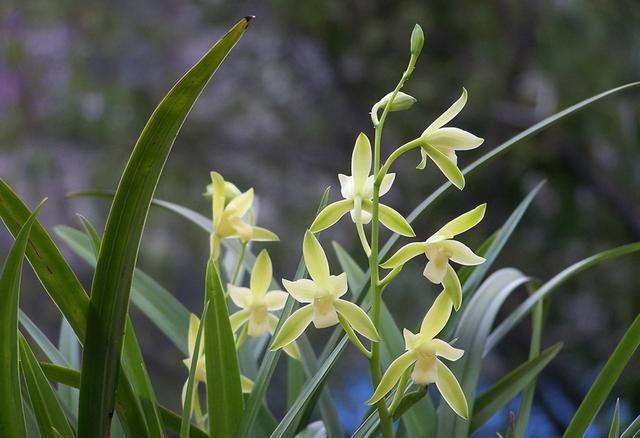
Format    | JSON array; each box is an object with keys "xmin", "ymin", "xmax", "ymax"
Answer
[{"xmin": 184, "ymin": 24, "xmax": 487, "ymax": 435}]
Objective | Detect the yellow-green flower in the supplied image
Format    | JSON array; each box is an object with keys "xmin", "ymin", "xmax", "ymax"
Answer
[
  {"xmin": 270, "ymin": 231, "xmax": 379, "ymax": 350},
  {"xmin": 228, "ymin": 249, "xmax": 300, "ymax": 359},
  {"xmin": 367, "ymin": 292, "xmax": 468, "ymax": 419},
  {"xmin": 181, "ymin": 314, "xmax": 253, "ymax": 406},
  {"xmin": 381, "ymin": 204, "xmax": 486, "ymax": 310},
  {"xmin": 209, "ymin": 171, "xmax": 278, "ymax": 258},
  {"xmin": 416, "ymin": 88, "xmax": 484, "ymax": 189},
  {"xmin": 310, "ymin": 133, "xmax": 414, "ymax": 238}
]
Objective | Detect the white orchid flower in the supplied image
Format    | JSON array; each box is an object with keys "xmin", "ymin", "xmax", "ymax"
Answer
[
  {"xmin": 417, "ymin": 88, "xmax": 484, "ymax": 189},
  {"xmin": 270, "ymin": 231, "xmax": 379, "ymax": 351},
  {"xmin": 381, "ymin": 204, "xmax": 486, "ymax": 310},
  {"xmin": 209, "ymin": 171, "xmax": 278, "ymax": 258},
  {"xmin": 181, "ymin": 313, "xmax": 254, "ymax": 408},
  {"xmin": 367, "ymin": 292, "xmax": 468, "ymax": 419},
  {"xmin": 228, "ymin": 249, "xmax": 300, "ymax": 360},
  {"xmin": 310, "ymin": 133, "xmax": 414, "ymax": 238}
]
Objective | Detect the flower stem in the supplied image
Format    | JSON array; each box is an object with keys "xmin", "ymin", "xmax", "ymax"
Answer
[
  {"xmin": 389, "ymin": 368, "xmax": 410, "ymax": 414},
  {"xmin": 368, "ymin": 53, "xmax": 419, "ymax": 438},
  {"xmin": 230, "ymin": 242, "xmax": 247, "ymax": 285}
]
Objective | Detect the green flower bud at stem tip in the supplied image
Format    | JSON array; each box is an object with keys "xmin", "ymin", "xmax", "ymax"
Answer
[
  {"xmin": 379, "ymin": 91, "xmax": 417, "ymax": 112},
  {"xmin": 411, "ymin": 24, "xmax": 424, "ymax": 57}
]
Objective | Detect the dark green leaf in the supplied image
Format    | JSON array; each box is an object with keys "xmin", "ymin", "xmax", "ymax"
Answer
[
  {"xmin": 563, "ymin": 314, "xmax": 640, "ymax": 438},
  {"xmin": 0, "ymin": 200, "xmax": 44, "ymax": 437},
  {"xmin": 78, "ymin": 18, "xmax": 251, "ymax": 436}
]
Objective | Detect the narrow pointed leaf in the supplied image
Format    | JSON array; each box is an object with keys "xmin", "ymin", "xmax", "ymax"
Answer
[
  {"xmin": 563, "ymin": 314, "xmax": 640, "ymax": 438},
  {"xmin": 19, "ymin": 335, "xmax": 75, "ymax": 438},
  {"xmin": 471, "ymin": 343, "xmax": 562, "ymax": 431},
  {"xmin": 204, "ymin": 260, "xmax": 244, "ymax": 437},
  {"xmin": 0, "ymin": 201, "xmax": 44, "ymax": 437},
  {"xmin": 78, "ymin": 18, "xmax": 251, "ymax": 436},
  {"xmin": 609, "ymin": 399, "xmax": 620, "ymax": 438}
]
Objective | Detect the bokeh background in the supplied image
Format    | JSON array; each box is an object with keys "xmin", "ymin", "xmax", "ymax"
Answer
[{"xmin": 1, "ymin": 1, "xmax": 640, "ymax": 436}]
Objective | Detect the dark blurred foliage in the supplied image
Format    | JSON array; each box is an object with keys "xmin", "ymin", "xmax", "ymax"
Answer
[{"xmin": 1, "ymin": 0, "xmax": 639, "ymax": 435}]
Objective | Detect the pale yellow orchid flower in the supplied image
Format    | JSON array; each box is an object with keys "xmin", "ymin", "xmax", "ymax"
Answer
[
  {"xmin": 270, "ymin": 231, "xmax": 379, "ymax": 352},
  {"xmin": 228, "ymin": 249, "xmax": 300, "ymax": 360},
  {"xmin": 209, "ymin": 171, "xmax": 278, "ymax": 258},
  {"xmin": 368, "ymin": 292, "xmax": 468, "ymax": 419},
  {"xmin": 417, "ymin": 88, "xmax": 484, "ymax": 189},
  {"xmin": 309, "ymin": 133, "xmax": 414, "ymax": 239},
  {"xmin": 381, "ymin": 204, "xmax": 486, "ymax": 310}
]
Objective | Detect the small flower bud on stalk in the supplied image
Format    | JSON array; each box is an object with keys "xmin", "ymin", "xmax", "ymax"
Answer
[{"xmin": 410, "ymin": 24, "xmax": 424, "ymax": 57}]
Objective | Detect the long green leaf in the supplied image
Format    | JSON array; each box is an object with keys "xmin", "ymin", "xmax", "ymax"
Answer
[
  {"xmin": 19, "ymin": 335, "xmax": 75, "ymax": 438},
  {"xmin": 470, "ymin": 343, "xmax": 562, "ymax": 431},
  {"xmin": 486, "ymin": 243, "xmax": 640, "ymax": 353},
  {"xmin": 620, "ymin": 412, "xmax": 640, "ymax": 438},
  {"xmin": 78, "ymin": 17, "xmax": 251, "ymax": 436},
  {"xmin": 609, "ymin": 399, "xmax": 620, "ymax": 438},
  {"xmin": 563, "ymin": 313, "xmax": 640, "ymax": 437},
  {"xmin": 514, "ymin": 293, "xmax": 544, "ymax": 438},
  {"xmin": 204, "ymin": 260, "xmax": 244, "ymax": 436},
  {"xmin": 57, "ymin": 318, "xmax": 80, "ymax": 421},
  {"xmin": 0, "ymin": 200, "xmax": 44, "ymax": 437},
  {"xmin": 0, "ymin": 181, "xmax": 149, "ymax": 436},
  {"xmin": 19, "ymin": 311, "xmax": 70, "ymax": 367},
  {"xmin": 39, "ymin": 363, "xmax": 208, "ymax": 438},
  {"xmin": 437, "ymin": 269, "xmax": 532, "ymax": 438},
  {"xmin": 55, "ymin": 225, "xmax": 191, "ymax": 354}
]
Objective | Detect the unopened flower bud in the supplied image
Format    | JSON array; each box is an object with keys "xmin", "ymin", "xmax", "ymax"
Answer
[{"xmin": 410, "ymin": 24, "xmax": 424, "ymax": 57}]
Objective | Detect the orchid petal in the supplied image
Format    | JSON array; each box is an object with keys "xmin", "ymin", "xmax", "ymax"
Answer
[
  {"xmin": 379, "ymin": 173, "xmax": 396, "ymax": 197},
  {"xmin": 187, "ymin": 313, "xmax": 201, "ymax": 356},
  {"xmin": 225, "ymin": 188, "xmax": 254, "ymax": 217},
  {"xmin": 228, "ymin": 285, "xmax": 252, "ymax": 309},
  {"xmin": 403, "ymin": 328, "xmax": 421, "ymax": 350},
  {"xmin": 270, "ymin": 305, "xmax": 314, "ymax": 350},
  {"xmin": 303, "ymin": 230, "xmax": 331, "ymax": 288},
  {"xmin": 362, "ymin": 201, "xmax": 415, "ymax": 237},
  {"xmin": 352, "ymin": 133, "xmax": 372, "ymax": 195},
  {"xmin": 416, "ymin": 148, "xmax": 428, "ymax": 170},
  {"xmin": 367, "ymin": 350, "xmax": 418, "ymax": 405},
  {"xmin": 412, "ymin": 356, "xmax": 438, "ymax": 385},
  {"xmin": 423, "ymin": 88, "xmax": 468, "ymax": 134},
  {"xmin": 433, "ymin": 204, "xmax": 486, "ymax": 238},
  {"xmin": 282, "ymin": 278, "xmax": 317, "ymax": 303},
  {"xmin": 442, "ymin": 264, "xmax": 462, "ymax": 311},
  {"xmin": 310, "ymin": 199, "xmax": 354, "ymax": 233},
  {"xmin": 381, "ymin": 242, "xmax": 426, "ymax": 269},
  {"xmin": 210, "ymin": 172, "xmax": 226, "ymax": 229},
  {"xmin": 334, "ymin": 299, "xmax": 379, "ymax": 341},
  {"xmin": 432, "ymin": 339, "xmax": 464, "ymax": 361},
  {"xmin": 328, "ymin": 272, "xmax": 348, "ymax": 298},
  {"xmin": 423, "ymin": 144, "xmax": 465, "ymax": 190},
  {"xmin": 423, "ymin": 250, "xmax": 449, "ymax": 284},
  {"xmin": 251, "ymin": 249, "xmax": 272, "ymax": 297},
  {"xmin": 240, "ymin": 375, "xmax": 254, "ymax": 394},
  {"xmin": 435, "ymin": 359, "xmax": 469, "ymax": 419},
  {"xmin": 229, "ymin": 309, "xmax": 250, "ymax": 333},
  {"xmin": 230, "ymin": 216, "xmax": 254, "ymax": 242},
  {"xmin": 267, "ymin": 314, "xmax": 300, "ymax": 360},
  {"xmin": 420, "ymin": 292, "xmax": 453, "ymax": 339},
  {"xmin": 264, "ymin": 291, "xmax": 288, "ymax": 310},
  {"xmin": 427, "ymin": 127, "xmax": 484, "ymax": 151},
  {"xmin": 251, "ymin": 226, "xmax": 279, "ymax": 241},
  {"xmin": 440, "ymin": 240, "xmax": 485, "ymax": 265},
  {"xmin": 338, "ymin": 174, "xmax": 354, "ymax": 199}
]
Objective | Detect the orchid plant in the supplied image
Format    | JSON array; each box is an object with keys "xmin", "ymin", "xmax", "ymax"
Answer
[{"xmin": 3, "ymin": 16, "xmax": 639, "ymax": 438}]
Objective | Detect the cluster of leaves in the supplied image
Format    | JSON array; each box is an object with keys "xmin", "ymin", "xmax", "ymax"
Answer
[{"xmin": 1, "ymin": 17, "xmax": 639, "ymax": 438}]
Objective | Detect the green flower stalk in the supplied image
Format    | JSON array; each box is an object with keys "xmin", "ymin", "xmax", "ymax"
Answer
[
  {"xmin": 270, "ymin": 231, "xmax": 379, "ymax": 353},
  {"xmin": 381, "ymin": 204, "xmax": 486, "ymax": 310},
  {"xmin": 368, "ymin": 292, "xmax": 468, "ymax": 419}
]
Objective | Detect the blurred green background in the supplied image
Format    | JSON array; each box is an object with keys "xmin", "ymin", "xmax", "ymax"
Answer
[{"xmin": 1, "ymin": 0, "xmax": 639, "ymax": 435}]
